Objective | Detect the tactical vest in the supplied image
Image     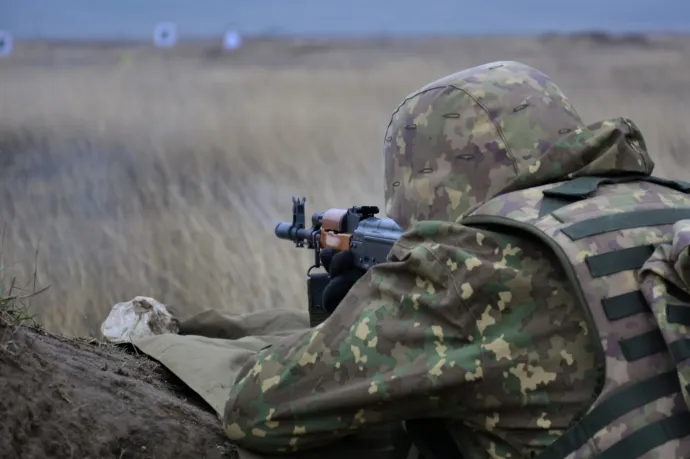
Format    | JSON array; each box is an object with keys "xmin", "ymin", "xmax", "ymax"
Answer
[{"xmin": 406, "ymin": 175, "xmax": 690, "ymax": 459}]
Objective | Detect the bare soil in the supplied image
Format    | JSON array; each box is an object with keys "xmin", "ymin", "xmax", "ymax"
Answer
[{"xmin": 0, "ymin": 319, "xmax": 235, "ymax": 459}]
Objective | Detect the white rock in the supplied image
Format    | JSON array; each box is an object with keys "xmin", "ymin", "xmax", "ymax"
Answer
[{"xmin": 101, "ymin": 296, "xmax": 180, "ymax": 344}]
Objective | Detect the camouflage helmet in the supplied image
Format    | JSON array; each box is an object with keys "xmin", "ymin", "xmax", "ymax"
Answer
[{"xmin": 383, "ymin": 61, "xmax": 586, "ymax": 228}]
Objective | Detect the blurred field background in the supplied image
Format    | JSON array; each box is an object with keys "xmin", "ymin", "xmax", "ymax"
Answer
[{"xmin": 1, "ymin": 33, "xmax": 690, "ymax": 337}]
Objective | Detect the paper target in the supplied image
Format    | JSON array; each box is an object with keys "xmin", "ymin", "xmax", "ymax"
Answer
[
  {"xmin": 153, "ymin": 23, "xmax": 178, "ymax": 48},
  {"xmin": 0, "ymin": 31, "xmax": 13, "ymax": 57},
  {"xmin": 223, "ymin": 28, "xmax": 242, "ymax": 51}
]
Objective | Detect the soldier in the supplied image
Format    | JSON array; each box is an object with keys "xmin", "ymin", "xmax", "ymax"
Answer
[{"xmin": 223, "ymin": 61, "xmax": 690, "ymax": 458}]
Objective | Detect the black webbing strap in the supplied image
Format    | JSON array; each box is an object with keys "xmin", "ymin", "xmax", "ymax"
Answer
[
  {"xmin": 538, "ymin": 177, "xmax": 629, "ymax": 218},
  {"xmin": 667, "ymin": 304, "xmax": 690, "ymax": 326},
  {"xmin": 586, "ymin": 245, "xmax": 656, "ymax": 278},
  {"xmin": 643, "ymin": 176, "xmax": 690, "ymax": 193},
  {"xmin": 666, "ymin": 282, "xmax": 690, "ymax": 303},
  {"xmin": 602, "ymin": 291, "xmax": 649, "ymax": 321},
  {"xmin": 563, "ymin": 209, "xmax": 690, "ymax": 241},
  {"xmin": 665, "ymin": 282, "xmax": 690, "ymax": 328},
  {"xmin": 543, "ymin": 177, "xmax": 631, "ymax": 199},
  {"xmin": 538, "ymin": 175, "xmax": 690, "ymax": 218},
  {"xmin": 539, "ymin": 196, "xmax": 572, "ymax": 218},
  {"xmin": 669, "ymin": 338, "xmax": 690, "ymax": 363},
  {"xmin": 537, "ymin": 371, "xmax": 681, "ymax": 459},
  {"xmin": 619, "ymin": 330, "xmax": 667, "ymax": 361}
]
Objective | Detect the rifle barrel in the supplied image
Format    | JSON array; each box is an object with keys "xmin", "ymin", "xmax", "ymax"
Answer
[{"xmin": 275, "ymin": 222, "xmax": 315, "ymax": 243}]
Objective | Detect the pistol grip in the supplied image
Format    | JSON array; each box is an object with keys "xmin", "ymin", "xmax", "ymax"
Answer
[{"xmin": 307, "ymin": 272, "xmax": 331, "ymax": 327}]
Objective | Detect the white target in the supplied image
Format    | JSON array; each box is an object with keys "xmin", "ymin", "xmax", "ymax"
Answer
[
  {"xmin": 0, "ymin": 31, "xmax": 13, "ymax": 57},
  {"xmin": 223, "ymin": 28, "xmax": 242, "ymax": 51},
  {"xmin": 153, "ymin": 23, "xmax": 178, "ymax": 48}
]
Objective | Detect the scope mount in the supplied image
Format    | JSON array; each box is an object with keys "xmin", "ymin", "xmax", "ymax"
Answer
[{"xmin": 352, "ymin": 205, "xmax": 379, "ymax": 219}]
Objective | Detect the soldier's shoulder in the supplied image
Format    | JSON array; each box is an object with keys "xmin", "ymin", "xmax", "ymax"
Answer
[{"xmin": 397, "ymin": 221, "xmax": 546, "ymax": 263}]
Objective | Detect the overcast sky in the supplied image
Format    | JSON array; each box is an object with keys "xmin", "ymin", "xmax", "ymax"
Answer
[{"xmin": 3, "ymin": 0, "xmax": 690, "ymax": 40}]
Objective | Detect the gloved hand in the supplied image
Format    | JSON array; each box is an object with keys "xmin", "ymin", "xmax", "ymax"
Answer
[{"xmin": 319, "ymin": 248, "xmax": 366, "ymax": 314}]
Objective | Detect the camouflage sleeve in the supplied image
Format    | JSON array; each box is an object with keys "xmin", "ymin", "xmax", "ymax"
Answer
[
  {"xmin": 640, "ymin": 220, "xmax": 690, "ymax": 406},
  {"xmin": 222, "ymin": 221, "xmax": 530, "ymax": 454}
]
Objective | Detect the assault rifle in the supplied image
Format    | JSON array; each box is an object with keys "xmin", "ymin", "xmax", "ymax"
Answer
[{"xmin": 275, "ymin": 197, "xmax": 403, "ymax": 326}]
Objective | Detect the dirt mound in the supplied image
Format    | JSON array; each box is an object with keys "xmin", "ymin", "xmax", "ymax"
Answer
[{"xmin": 0, "ymin": 320, "xmax": 236, "ymax": 459}]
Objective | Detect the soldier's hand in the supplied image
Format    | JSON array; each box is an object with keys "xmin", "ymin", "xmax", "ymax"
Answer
[{"xmin": 320, "ymin": 248, "xmax": 366, "ymax": 314}]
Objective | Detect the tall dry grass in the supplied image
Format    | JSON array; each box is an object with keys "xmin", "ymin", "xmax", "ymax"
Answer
[{"xmin": 1, "ymin": 35, "xmax": 690, "ymax": 336}]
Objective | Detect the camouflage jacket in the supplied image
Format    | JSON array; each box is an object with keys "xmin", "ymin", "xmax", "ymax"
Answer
[{"xmin": 223, "ymin": 62, "xmax": 689, "ymax": 458}]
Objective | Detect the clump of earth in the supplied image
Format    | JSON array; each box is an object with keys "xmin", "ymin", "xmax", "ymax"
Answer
[{"xmin": 0, "ymin": 315, "xmax": 236, "ymax": 459}]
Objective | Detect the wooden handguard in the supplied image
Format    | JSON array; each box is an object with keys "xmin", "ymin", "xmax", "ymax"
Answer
[{"xmin": 321, "ymin": 208, "xmax": 351, "ymax": 251}]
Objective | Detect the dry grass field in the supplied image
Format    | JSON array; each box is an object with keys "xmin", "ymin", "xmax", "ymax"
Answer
[{"xmin": 1, "ymin": 34, "xmax": 690, "ymax": 338}]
